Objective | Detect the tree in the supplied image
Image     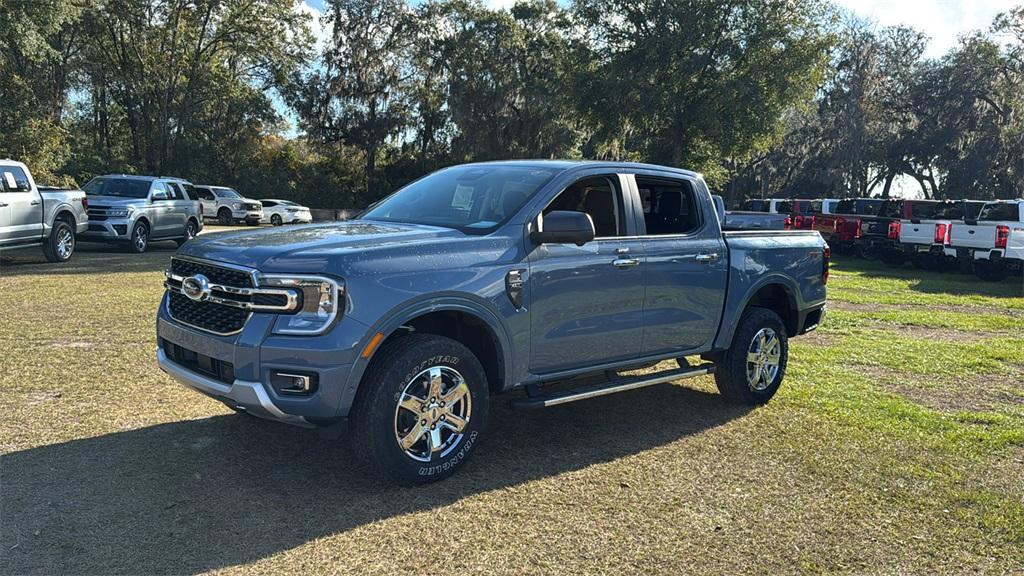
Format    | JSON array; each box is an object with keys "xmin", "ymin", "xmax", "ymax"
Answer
[{"xmin": 574, "ymin": 0, "xmax": 832, "ymax": 187}]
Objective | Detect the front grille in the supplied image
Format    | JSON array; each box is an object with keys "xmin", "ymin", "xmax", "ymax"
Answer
[
  {"xmin": 244, "ymin": 202, "xmax": 261, "ymax": 211},
  {"xmin": 168, "ymin": 291, "xmax": 249, "ymax": 334},
  {"xmin": 170, "ymin": 257, "xmax": 253, "ymax": 288},
  {"xmin": 161, "ymin": 338, "xmax": 235, "ymax": 385}
]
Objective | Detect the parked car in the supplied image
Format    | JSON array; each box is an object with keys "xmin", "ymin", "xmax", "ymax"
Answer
[
  {"xmin": 156, "ymin": 160, "xmax": 828, "ymax": 483},
  {"xmin": 80, "ymin": 175, "xmax": 202, "ymax": 253},
  {"xmin": 259, "ymin": 199, "xmax": 313, "ymax": 226},
  {"xmin": 891, "ymin": 200, "xmax": 987, "ymax": 269},
  {"xmin": 193, "ymin": 185, "xmax": 263, "ymax": 226},
  {"xmin": 0, "ymin": 159, "xmax": 88, "ymax": 262},
  {"xmin": 811, "ymin": 198, "xmax": 884, "ymax": 255},
  {"xmin": 948, "ymin": 199, "xmax": 1024, "ymax": 281}
]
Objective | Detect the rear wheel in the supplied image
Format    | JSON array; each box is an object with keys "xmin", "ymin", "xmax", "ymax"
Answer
[
  {"xmin": 350, "ymin": 333, "xmax": 489, "ymax": 484},
  {"xmin": 43, "ymin": 219, "xmax": 75, "ymax": 262},
  {"xmin": 127, "ymin": 221, "xmax": 149, "ymax": 253},
  {"xmin": 714, "ymin": 307, "xmax": 788, "ymax": 405},
  {"xmin": 175, "ymin": 219, "xmax": 199, "ymax": 247}
]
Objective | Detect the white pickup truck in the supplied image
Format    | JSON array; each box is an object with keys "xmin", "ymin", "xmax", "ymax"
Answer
[
  {"xmin": 0, "ymin": 160, "xmax": 88, "ymax": 262},
  {"xmin": 947, "ymin": 199, "xmax": 1024, "ymax": 281},
  {"xmin": 895, "ymin": 200, "xmax": 986, "ymax": 270}
]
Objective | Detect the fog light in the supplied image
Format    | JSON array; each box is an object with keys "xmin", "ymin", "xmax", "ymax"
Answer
[{"xmin": 270, "ymin": 371, "xmax": 317, "ymax": 395}]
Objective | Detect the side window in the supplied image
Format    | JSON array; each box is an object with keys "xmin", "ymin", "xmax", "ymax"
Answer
[
  {"xmin": 262, "ymin": 200, "xmax": 276, "ymax": 208},
  {"xmin": 1, "ymin": 166, "xmax": 31, "ymax": 192},
  {"xmin": 637, "ymin": 176, "xmax": 701, "ymax": 236},
  {"xmin": 179, "ymin": 184, "xmax": 198, "ymax": 201},
  {"xmin": 196, "ymin": 187, "xmax": 214, "ymax": 200},
  {"xmin": 543, "ymin": 175, "xmax": 625, "ymax": 238}
]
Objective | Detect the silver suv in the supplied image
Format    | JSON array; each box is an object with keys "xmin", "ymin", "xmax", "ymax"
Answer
[{"xmin": 80, "ymin": 175, "xmax": 203, "ymax": 253}]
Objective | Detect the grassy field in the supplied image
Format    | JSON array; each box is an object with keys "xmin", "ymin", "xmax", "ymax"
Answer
[{"xmin": 1, "ymin": 235, "xmax": 1023, "ymax": 575}]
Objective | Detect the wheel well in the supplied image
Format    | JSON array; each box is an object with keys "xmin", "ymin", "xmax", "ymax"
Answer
[
  {"xmin": 745, "ymin": 284, "xmax": 798, "ymax": 336},
  {"xmin": 134, "ymin": 217, "xmax": 150, "ymax": 230},
  {"xmin": 218, "ymin": 206, "xmax": 232, "ymax": 214},
  {"xmin": 387, "ymin": 310, "xmax": 505, "ymax": 393},
  {"xmin": 54, "ymin": 210, "xmax": 75, "ymax": 226}
]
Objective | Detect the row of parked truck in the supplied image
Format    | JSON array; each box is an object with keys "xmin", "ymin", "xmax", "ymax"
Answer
[
  {"xmin": 728, "ymin": 196, "xmax": 1024, "ymax": 281},
  {"xmin": 0, "ymin": 160, "xmax": 312, "ymax": 262}
]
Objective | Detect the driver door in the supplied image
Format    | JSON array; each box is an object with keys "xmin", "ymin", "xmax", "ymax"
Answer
[{"xmin": 527, "ymin": 174, "xmax": 645, "ymax": 374}]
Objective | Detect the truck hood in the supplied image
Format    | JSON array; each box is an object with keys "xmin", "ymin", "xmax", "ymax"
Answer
[
  {"xmin": 177, "ymin": 220, "xmax": 466, "ymax": 272},
  {"xmin": 85, "ymin": 195, "xmax": 147, "ymax": 207}
]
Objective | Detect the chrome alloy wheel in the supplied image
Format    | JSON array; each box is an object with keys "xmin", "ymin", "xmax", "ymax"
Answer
[
  {"xmin": 393, "ymin": 366, "xmax": 472, "ymax": 462},
  {"xmin": 55, "ymin": 227, "xmax": 74, "ymax": 260},
  {"xmin": 133, "ymin": 226, "xmax": 147, "ymax": 251},
  {"xmin": 745, "ymin": 327, "xmax": 781, "ymax": 391}
]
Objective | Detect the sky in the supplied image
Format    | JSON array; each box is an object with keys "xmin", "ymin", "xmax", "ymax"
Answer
[{"xmin": 297, "ymin": 0, "xmax": 1019, "ymax": 196}]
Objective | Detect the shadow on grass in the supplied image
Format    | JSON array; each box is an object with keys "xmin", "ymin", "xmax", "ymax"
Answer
[
  {"xmin": 1, "ymin": 385, "xmax": 747, "ymax": 575},
  {"xmin": 0, "ymin": 242, "xmax": 179, "ymax": 277},
  {"xmin": 830, "ymin": 256, "xmax": 1024, "ymax": 298}
]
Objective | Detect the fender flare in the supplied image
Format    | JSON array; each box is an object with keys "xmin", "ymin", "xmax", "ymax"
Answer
[
  {"xmin": 716, "ymin": 274, "xmax": 803, "ymax": 350},
  {"xmin": 339, "ymin": 294, "xmax": 515, "ymax": 415}
]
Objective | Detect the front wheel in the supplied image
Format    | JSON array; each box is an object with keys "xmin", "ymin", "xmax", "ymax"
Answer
[
  {"xmin": 714, "ymin": 307, "xmax": 789, "ymax": 405},
  {"xmin": 217, "ymin": 208, "xmax": 233, "ymax": 226},
  {"xmin": 127, "ymin": 221, "xmax": 149, "ymax": 253},
  {"xmin": 350, "ymin": 333, "xmax": 489, "ymax": 484},
  {"xmin": 43, "ymin": 220, "xmax": 75, "ymax": 262},
  {"xmin": 271, "ymin": 214, "xmax": 283, "ymax": 226}
]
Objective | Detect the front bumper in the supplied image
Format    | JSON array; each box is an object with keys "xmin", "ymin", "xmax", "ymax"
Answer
[
  {"xmin": 233, "ymin": 209, "xmax": 263, "ymax": 221},
  {"xmin": 156, "ymin": 294, "xmax": 370, "ymax": 425},
  {"xmin": 82, "ymin": 218, "xmax": 132, "ymax": 240},
  {"xmin": 157, "ymin": 348, "xmax": 313, "ymax": 427}
]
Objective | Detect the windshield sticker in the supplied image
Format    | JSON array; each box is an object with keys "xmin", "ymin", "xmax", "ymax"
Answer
[{"xmin": 452, "ymin": 185, "xmax": 474, "ymax": 210}]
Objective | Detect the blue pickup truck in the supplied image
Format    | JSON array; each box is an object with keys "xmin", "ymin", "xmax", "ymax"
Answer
[{"xmin": 157, "ymin": 161, "xmax": 828, "ymax": 482}]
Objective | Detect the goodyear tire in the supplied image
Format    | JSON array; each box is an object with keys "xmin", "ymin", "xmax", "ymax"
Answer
[
  {"xmin": 350, "ymin": 333, "xmax": 489, "ymax": 483},
  {"xmin": 42, "ymin": 219, "xmax": 75, "ymax": 262},
  {"xmin": 714, "ymin": 307, "xmax": 789, "ymax": 405}
]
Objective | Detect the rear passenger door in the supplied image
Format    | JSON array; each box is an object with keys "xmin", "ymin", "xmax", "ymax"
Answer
[
  {"xmin": 527, "ymin": 173, "xmax": 645, "ymax": 374},
  {"xmin": 628, "ymin": 173, "xmax": 728, "ymax": 354}
]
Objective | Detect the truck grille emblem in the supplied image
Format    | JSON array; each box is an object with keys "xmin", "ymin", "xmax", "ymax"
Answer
[{"xmin": 181, "ymin": 274, "xmax": 212, "ymax": 302}]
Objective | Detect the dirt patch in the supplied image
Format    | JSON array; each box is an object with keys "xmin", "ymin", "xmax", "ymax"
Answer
[
  {"xmin": 793, "ymin": 330, "xmax": 837, "ymax": 347},
  {"xmin": 831, "ymin": 299, "xmax": 1024, "ymax": 318},
  {"xmin": 854, "ymin": 364, "xmax": 1024, "ymax": 412}
]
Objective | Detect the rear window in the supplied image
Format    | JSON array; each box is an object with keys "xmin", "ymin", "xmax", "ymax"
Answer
[
  {"xmin": 83, "ymin": 177, "xmax": 151, "ymax": 198},
  {"xmin": 932, "ymin": 202, "xmax": 965, "ymax": 220},
  {"xmin": 775, "ymin": 201, "xmax": 793, "ymax": 214},
  {"xmin": 740, "ymin": 200, "xmax": 768, "ymax": 212},
  {"xmin": 979, "ymin": 203, "xmax": 1022, "ymax": 222},
  {"xmin": 791, "ymin": 200, "xmax": 820, "ymax": 213},
  {"xmin": 909, "ymin": 201, "xmax": 940, "ymax": 219},
  {"xmin": 877, "ymin": 200, "xmax": 904, "ymax": 218},
  {"xmin": 837, "ymin": 198, "xmax": 884, "ymax": 215}
]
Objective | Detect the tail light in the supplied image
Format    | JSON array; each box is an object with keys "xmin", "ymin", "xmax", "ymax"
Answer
[
  {"xmin": 888, "ymin": 220, "xmax": 901, "ymax": 240},
  {"xmin": 81, "ymin": 196, "xmax": 88, "ymax": 210},
  {"xmin": 996, "ymin": 225, "xmax": 1010, "ymax": 249},
  {"xmin": 199, "ymin": 203, "xmax": 204, "ymax": 216},
  {"xmin": 833, "ymin": 217, "xmax": 844, "ymax": 232},
  {"xmin": 934, "ymin": 223, "xmax": 949, "ymax": 245},
  {"xmin": 822, "ymin": 245, "xmax": 830, "ymax": 285},
  {"xmin": 852, "ymin": 218, "xmax": 862, "ymax": 239},
  {"xmin": 783, "ymin": 216, "xmax": 792, "ymax": 230},
  {"xmin": 945, "ymin": 224, "xmax": 953, "ymax": 246}
]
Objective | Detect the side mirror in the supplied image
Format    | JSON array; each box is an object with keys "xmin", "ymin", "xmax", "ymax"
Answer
[
  {"xmin": 151, "ymin": 190, "xmax": 169, "ymax": 201},
  {"xmin": 711, "ymin": 195, "xmax": 726, "ymax": 224},
  {"xmin": 531, "ymin": 210, "xmax": 595, "ymax": 246}
]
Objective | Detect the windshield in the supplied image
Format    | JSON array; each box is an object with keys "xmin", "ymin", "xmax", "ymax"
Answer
[
  {"xmin": 360, "ymin": 165, "xmax": 561, "ymax": 232},
  {"xmin": 83, "ymin": 177, "xmax": 151, "ymax": 198},
  {"xmin": 213, "ymin": 188, "xmax": 241, "ymax": 199}
]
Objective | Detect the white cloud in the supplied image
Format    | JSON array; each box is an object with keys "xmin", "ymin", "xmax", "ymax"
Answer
[
  {"xmin": 833, "ymin": 0, "xmax": 1016, "ymax": 58},
  {"xmin": 299, "ymin": 0, "xmax": 330, "ymax": 52}
]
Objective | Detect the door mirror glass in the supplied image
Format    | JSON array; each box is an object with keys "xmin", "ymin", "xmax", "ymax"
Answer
[{"xmin": 532, "ymin": 210, "xmax": 595, "ymax": 246}]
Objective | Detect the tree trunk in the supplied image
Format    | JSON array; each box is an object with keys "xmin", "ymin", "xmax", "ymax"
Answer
[{"xmin": 881, "ymin": 171, "xmax": 895, "ymax": 198}]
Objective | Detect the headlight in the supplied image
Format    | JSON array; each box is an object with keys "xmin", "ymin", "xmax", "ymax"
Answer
[
  {"xmin": 258, "ymin": 274, "xmax": 343, "ymax": 335},
  {"xmin": 232, "ymin": 202, "xmax": 241, "ymax": 210},
  {"xmin": 108, "ymin": 208, "xmax": 132, "ymax": 218}
]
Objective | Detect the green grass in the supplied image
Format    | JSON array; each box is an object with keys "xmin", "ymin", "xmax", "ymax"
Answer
[{"xmin": 1, "ymin": 246, "xmax": 1022, "ymax": 574}]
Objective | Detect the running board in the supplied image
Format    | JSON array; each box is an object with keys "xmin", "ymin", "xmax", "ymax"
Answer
[{"xmin": 510, "ymin": 364, "xmax": 714, "ymax": 410}]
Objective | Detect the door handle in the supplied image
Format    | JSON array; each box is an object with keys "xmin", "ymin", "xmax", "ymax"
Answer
[
  {"xmin": 30, "ymin": 200, "xmax": 40, "ymax": 206},
  {"xmin": 0, "ymin": 202, "xmax": 7, "ymax": 207},
  {"xmin": 612, "ymin": 258, "xmax": 640, "ymax": 268},
  {"xmin": 615, "ymin": 247, "xmax": 630, "ymax": 254},
  {"xmin": 695, "ymin": 253, "xmax": 719, "ymax": 263}
]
